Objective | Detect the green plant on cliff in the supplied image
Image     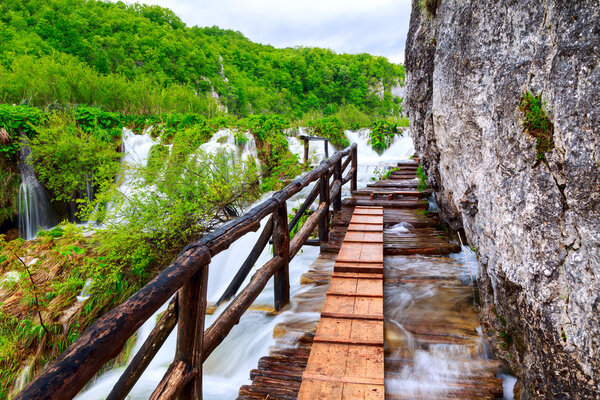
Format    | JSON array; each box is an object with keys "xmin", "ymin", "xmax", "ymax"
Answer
[
  {"xmin": 416, "ymin": 165, "xmax": 428, "ymax": 191},
  {"xmin": 520, "ymin": 91, "xmax": 554, "ymax": 160}
]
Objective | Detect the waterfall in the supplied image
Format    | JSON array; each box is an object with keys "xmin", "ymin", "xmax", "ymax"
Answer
[{"xmin": 17, "ymin": 146, "xmax": 55, "ymax": 240}]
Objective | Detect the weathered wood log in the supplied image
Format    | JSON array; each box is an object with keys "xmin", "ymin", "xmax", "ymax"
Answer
[
  {"xmin": 106, "ymin": 297, "xmax": 178, "ymax": 400},
  {"xmin": 303, "ymin": 137, "xmax": 309, "ymax": 166},
  {"xmin": 202, "ymin": 256, "xmax": 284, "ymax": 359},
  {"xmin": 318, "ymin": 173, "xmax": 330, "ymax": 243},
  {"xmin": 216, "ymin": 216, "xmax": 273, "ymax": 305},
  {"xmin": 289, "ymin": 202, "xmax": 327, "ymax": 258},
  {"xmin": 193, "ymin": 265, "xmax": 209, "ymax": 399},
  {"xmin": 288, "ymin": 183, "xmax": 319, "ymax": 234},
  {"xmin": 343, "ymin": 167, "xmax": 356, "ymax": 185},
  {"xmin": 176, "ymin": 266, "xmax": 206, "ymax": 399},
  {"xmin": 332, "ymin": 159, "xmax": 342, "ymax": 212},
  {"xmin": 299, "ymin": 135, "xmax": 330, "ymax": 142},
  {"xmin": 328, "ymin": 179, "xmax": 342, "ymax": 204},
  {"xmin": 351, "ymin": 146, "xmax": 358, "ymax": 191},
  {"xmin": 14, "ymin": 245, "xmax": 210, "ymax": 400},
  {"xmin": 273, "ymin": 203, "xmax": 290, "ymax": 311},
  {"xmin": 341, "ymin": 153, "xmax": 352, "ymax": 175},
  {"xmin": 149, "ymin": 361, "xmax": 195, "ymax": 400}
]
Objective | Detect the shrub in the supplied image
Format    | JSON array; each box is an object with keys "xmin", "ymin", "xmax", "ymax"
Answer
[
  {"xmin": 307, "ymin": 116, "xmax": 350, "ymax": 149},
  {"xmin": 26, "ymin": 113, "xmax": 121, "ymax": 206},
  {"xmin": 369, "ymin": 120, "xmax": 400, "ymax": 154}
]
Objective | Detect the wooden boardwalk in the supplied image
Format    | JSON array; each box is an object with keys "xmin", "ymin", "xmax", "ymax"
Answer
[
  {"xmin": 298, "ymin": 206, "xmax": 385, "ymax": 400},
  {"xmin": 238, "ymin": 160, "xmax": 503, "ymax": 400}
]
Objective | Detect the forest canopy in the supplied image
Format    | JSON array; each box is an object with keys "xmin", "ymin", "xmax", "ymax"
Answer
[{"xmin": 0, "ymin": 0, "xmax": 405, "ymax": 118}]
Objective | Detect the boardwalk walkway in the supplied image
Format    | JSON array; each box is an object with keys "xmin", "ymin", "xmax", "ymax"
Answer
[
  {"xmin": 238, "ymin": 160, "xmax": 503, "ymax": 400},
  {"xmin": 298, "ymin": 206, "xmax": 385, "ymax": 399}
]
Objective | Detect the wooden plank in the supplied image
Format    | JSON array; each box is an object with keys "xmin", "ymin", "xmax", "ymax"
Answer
[
  {"xmin": 299, "ymin": 206, "xmax": 384, "ymax": 399},
  {"xmin": 343, "ymin": 231, "xmax": 383, "ymax": 243}
]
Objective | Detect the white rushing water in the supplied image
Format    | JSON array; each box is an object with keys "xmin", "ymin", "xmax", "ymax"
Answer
[
  {"xmin": 76, "ymin": 127, "xmax": 414, "ymax": 399},
  {"xmin": 17, "ymin": 146, "xmax": 55, "ymax": 240}
]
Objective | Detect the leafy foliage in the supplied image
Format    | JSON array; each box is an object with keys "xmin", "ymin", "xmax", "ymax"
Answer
[
  {"xmin": 26, "ymin": 113, "xmax": 121, "ymax": 206},
  {"xmin": 520, "ymin": 91, "xmax": 554, "ymax": 160},
  {"xmin": 369, "ymin": 120, "xmax": 400, "ymax": 154},
  {"xmin": 416, "ymin": 165, "xmax": 428, "ymax": 191},
  {"xmin": 308, "ymin": 116, "xmax": 350, "ymax": 149},
  {"xmin": 239, "ymin": 114, "xmax": 302, "ymax": 191}
]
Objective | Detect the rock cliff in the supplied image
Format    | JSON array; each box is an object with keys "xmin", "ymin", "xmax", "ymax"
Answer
[{"xmin": 405, "ymin": 0, "xmax": 600, "ymax": 398}]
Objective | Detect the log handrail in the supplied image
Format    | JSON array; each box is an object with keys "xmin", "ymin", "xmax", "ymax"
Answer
[{"xmin": 15, "ymin": 143, "xmax": 358, "ymax": 400}]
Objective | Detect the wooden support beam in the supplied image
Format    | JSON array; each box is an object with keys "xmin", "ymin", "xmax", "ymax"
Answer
[
  {"xmin": 107, "ymin": 297, "xmax": 178, "ymax": 400},
  {"xmin": 333, "ymin": 159, "xmax": 342, "ymax": 212},
  {"xmin": 324, "ymin": 140, "xmax": 329, "ymax": 158},
  {"xmin": 175, "ymin": 266, "xmax": 206, "ymax": 400},
  {"xmin": 303, "ymin": 138, "xmax": 309, "ymax": 166},
  {"xmin": 289, "ymin": 202, "xmax": 327, "ymax": 258},
  {"xmin": 273, "ymin": 203, "xmax": 290, "ymax": 311},
  {"xmin": 351, "ymin": 146, "xmax": 358, "ymax": 192},
  {"xmin": 202, "ymin": 256, "xmax": 284, "ymax": 359},
  {"xmin": 319, "ymin": 173, "xmax": 330, "ymax": 243},
  {"xmin": 149, "ymin": 361, "xmax": 195, "ymax": 400},
  {"xmin": 216, "ymin": 216, "xmax": 273, "ymax": 305},
  {"xmin": 341, "ymin": 153, "xmax": 352, "ymax": 175},
  {"xmin": 193, "ymin": 265, "xmax": 209, "ymax": 399},
  {"xmin": 288, "ymin": 183, "xmax": 319, "ymax": 234}
]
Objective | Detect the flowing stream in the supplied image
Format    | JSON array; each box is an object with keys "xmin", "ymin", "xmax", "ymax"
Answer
[{"xmin": 75, "ymin": 127, "xmax": 414, "ymax": 399}]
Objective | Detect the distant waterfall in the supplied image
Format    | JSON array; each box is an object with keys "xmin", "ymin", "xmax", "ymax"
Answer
[{"xmin": 17, "ymin": 146, "xmax": 55, "ymax": 240}]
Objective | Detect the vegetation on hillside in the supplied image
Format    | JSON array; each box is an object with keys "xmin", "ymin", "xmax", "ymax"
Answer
[{"xmin": 0, "ymin": 0, "xmax": 404, "ymax": 118}]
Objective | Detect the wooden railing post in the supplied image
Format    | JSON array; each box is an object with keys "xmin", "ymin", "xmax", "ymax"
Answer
[
  {"xmin": 318, "ymin": 172, "xmax": 330, "ymax": 242},
  {"xmin": 173, "ymin": 265, "xmax": 208, "ymax": 400},
  {"xmin": 351, "ymin": 146, "xmax": 358, "ymax": 192},
  {"xmin": 324, "ymin": 139, "xmax": 329, "ymax": 159},
  {"xmin": 333, "ymin": 158, "xmax": 342, "ymax": 212},
  {"xmin": 193, "ymin": 265, "xmax": 208, "ymax": 399},
  {"xmin": 303, "ymin": 137, "xmax": 309, "ymax": 167},
  {"xmin": 273, "ymin": 202, "xmax": 290, "ymax": 311}
]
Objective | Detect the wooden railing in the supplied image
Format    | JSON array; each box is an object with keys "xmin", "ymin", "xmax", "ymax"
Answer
[{"xmin": 15, "ymin": 142, "xmax": 358, "ymax": 400}]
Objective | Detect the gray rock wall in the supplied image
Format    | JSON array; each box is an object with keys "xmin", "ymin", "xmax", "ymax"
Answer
[{"xmin": 405, "ymin": 0, "xmax": 600, "ymax": 398}]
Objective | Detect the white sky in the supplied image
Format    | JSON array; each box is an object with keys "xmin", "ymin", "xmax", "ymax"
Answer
[{"xmin": 115, "ymin": 0, "xmax": 412, "ymax": 64}]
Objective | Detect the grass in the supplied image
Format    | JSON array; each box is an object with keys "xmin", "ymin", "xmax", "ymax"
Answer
[{"xmin": 520, "ymin": 91, "xmax": 554, "ymax": 160}]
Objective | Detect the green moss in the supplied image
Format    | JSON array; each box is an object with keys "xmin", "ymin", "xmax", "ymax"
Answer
[{"xmin": 520, "ymin": 91, "xmax": 554, "ymax": 160}]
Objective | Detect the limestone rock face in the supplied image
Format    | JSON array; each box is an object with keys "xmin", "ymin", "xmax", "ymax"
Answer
[{"xmin": 405, "ymin": 0, "xmax": 600, "ymax": 398}]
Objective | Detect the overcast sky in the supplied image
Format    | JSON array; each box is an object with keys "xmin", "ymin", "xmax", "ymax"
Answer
[{"xmin": 117, "ymin": 0, "xmax": 412, "ymax": 64}]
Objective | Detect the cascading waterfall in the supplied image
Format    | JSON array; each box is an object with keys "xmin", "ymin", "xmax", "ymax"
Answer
[
  {"xmin": 345, "ymin": 128, "xmax": 415, "ymax": 188},
  {"xmin": 76, "ymin": 127, "xmax": 416, "ymax": 400},
  {"xmin": 17, "ymin": 146, "xmax": 55, "ymax": 240}
]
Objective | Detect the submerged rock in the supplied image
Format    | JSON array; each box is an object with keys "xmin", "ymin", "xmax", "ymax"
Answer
[{"xmin": 405, "ymin": 0, "xmax": 600, "ymax": 398}]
